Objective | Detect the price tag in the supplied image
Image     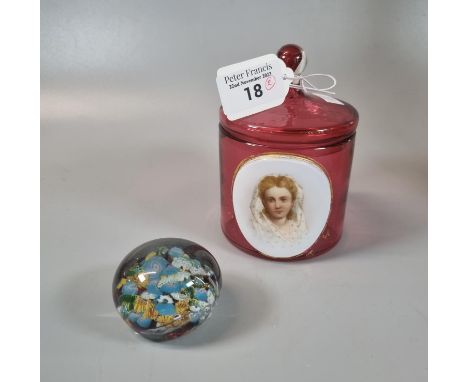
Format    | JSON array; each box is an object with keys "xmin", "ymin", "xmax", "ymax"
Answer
[{"xmin": 216, "ymin": 54, "xmax": 294, "ymax": 121}]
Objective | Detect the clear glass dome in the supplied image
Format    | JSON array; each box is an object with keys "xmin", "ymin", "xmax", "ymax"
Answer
[{"xmin": 112, "ymin": 238, "xmax": 221, "ymax": 341}]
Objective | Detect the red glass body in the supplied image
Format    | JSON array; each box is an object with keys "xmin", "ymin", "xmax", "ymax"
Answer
[{"xmin": 219, "ymin": 88, "xmax": 359, "ymax": 261}]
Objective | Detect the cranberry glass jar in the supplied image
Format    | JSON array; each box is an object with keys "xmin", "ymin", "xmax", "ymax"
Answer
[{"xmin": 219, "ymin": 44, "xmax": 359, "ymax": 261}]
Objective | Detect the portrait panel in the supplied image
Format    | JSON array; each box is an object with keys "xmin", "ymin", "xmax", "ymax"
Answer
[{"xmin": 233, "ymin": 154, "xmax": 332, "ymax": 258}]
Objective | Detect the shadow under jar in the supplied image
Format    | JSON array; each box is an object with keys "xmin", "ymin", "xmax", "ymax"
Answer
[{"xmin": 219, "ymin": 44, "xmax": 359, "ymax": 261}]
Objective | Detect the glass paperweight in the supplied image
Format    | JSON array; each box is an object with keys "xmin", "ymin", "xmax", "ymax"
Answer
[{"xmin": 112, "ymin": 238, "xmax": 222, "ymax": 341}]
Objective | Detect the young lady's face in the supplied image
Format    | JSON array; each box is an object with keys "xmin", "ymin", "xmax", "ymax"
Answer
[{"xmin": 263, "ymin": 186, "xmax": 293, "ymax": 220}]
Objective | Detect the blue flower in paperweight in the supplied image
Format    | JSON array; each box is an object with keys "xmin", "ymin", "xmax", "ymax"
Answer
[{"xmin": 112, "ymin": 238, "xmax": 222, "ymax": 341}]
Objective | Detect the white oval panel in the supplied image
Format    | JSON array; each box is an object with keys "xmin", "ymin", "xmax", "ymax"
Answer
[{"xmin": 232, "ymin": 154, "xmax": 332, "ymax": 258}]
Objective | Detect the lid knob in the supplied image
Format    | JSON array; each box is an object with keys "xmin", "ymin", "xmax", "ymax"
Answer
[{"xmin": 277, "ymin": 44, "xmax": 307, "ymax": 75}]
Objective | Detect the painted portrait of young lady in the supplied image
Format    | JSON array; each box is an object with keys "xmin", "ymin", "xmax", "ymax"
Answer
[{"xmin": 250, "ymin": 175, "xmax": 307, "ymax": 244}]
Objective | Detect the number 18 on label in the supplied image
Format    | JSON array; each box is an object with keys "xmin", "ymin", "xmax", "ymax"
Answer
[{"xmin": 216, "ymin": 54, "xmax": 294, "ymax": 121}]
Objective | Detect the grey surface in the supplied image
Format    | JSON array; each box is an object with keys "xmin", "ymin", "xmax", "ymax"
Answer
[{"xmin": 41, "ymin": 1, "xmax": 427, "ymax": 381}]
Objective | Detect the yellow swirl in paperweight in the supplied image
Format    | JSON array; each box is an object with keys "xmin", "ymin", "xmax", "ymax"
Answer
[{"xmin": 112, "ymin": 238, "xmax": 222, "ymax": 341}]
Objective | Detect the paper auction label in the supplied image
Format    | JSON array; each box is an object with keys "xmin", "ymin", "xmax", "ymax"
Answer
[{"xmin": 216, "ymin": 54, "xmax": 294, "ymax": 121}]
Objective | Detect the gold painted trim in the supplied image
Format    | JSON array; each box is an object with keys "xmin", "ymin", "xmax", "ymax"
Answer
[{"xmin": 231, "ymin": 152, "xmax": 334, "ymax": 260}]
